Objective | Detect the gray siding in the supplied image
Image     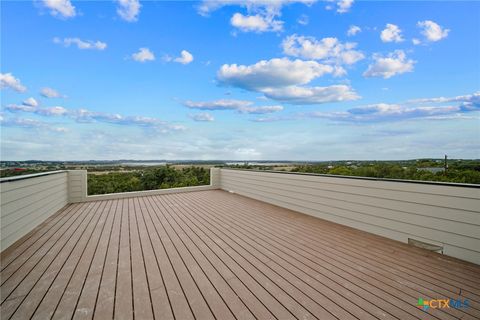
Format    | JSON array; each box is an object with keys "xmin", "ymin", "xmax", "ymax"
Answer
[
  {"xmin": 219, "ymin": 169, "xmax": 480, "ymax": 264},
  {"xmin": 1, "ymin": 172, "xmax": 69, "ymax": 251},
  {"xmin": 68, "ymin": 170, "xmax": 87, "ymax": 203}
]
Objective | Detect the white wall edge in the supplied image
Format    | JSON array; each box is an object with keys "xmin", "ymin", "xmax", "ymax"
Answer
[{"xmin": 83, "ymin": 185, "xmax": 218, "ymax": 202}]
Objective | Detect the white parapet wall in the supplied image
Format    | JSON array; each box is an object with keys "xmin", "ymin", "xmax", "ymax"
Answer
[
  {"xmin": 0, "ymin": 168, "xmax": 220, "ymax": 252},
  {"xmin": 0, "ymin": 171, "xmax": 69, "ymax": 251},
  {"xmin": 219, "ymin": 168, "xmax": 480, "ymax": 265},
  {"xmin": 68, "ymin": 170, "xmax": 88, "ymax": 203},
  {"xmin": 2, "ymin": 167, "xmax": 479, "ymax": 264}
]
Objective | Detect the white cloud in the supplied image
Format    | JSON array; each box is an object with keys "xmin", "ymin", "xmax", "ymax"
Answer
[
  {"xmin": 347, "ymin": 25, "xmax": 361, "ymax": 36},
  {"xmin": 336, "ymin": 0, "xmax": 354, "ymax": 13},
  {"xmin": 189, "ymin": 113, "xmax": 215, "ymax": 122},
  {"xmin": 218, "ymin": 58, "xmax": 335, "ymax": 90},
  {"xmin": 4, "ymin": 103, "xmax": 185, "ymax": 133},
  {"xmin": 260, "ymin": 85, "xmax": 360, "ymax": 104},
  {"xmin": 174, "ymin": 50, "xmax": 194, "ymax": 64},
  {"xmin": 325, "ymin": 0, "xmax": 354, "ymax": 13},
  {"xmin": 240, "ymin": 105, "xmax": 284, "ymax": 114},
  {"xmin": 184, "ymin": 99, "xmax": 284, "ymax": 114},
  {"xmin": 309, "ymin": 104, "xmax": 478, "ymax": 123},
  {"xmin": 23, "ymin": 97, "xmax": 39, "ymax": 107},
  {"xmin": 217, "ymin": 58, "xmax": 359, "ymax": 104},
  {"xmin": 198, "ymin": 0, "xmax": 315, "ymax": 33},
  {"xmin": 230, "ymin": 13, "xmax": 283, "ymax": 32},
  {"xmin": 36, "ymin": 106, "xmax": 69, "ymax": 116},
  {"xmin": 417, "ymin": 20, "xmax": 449, "ymax": 42},
  {"xmin": 363, "ymin": 50, "xmax": 415, "ymax": 79},
  {"xmin": 132, "ymin": 48, "xmax": 155, "ymax": 62},
  {"xmin": 408, "ymin": 92, "xmax": 480, "ymax": 106},
  {"xmin": 40, "ymin": 87, "xmax": 64, "ymax": 98},
  {"xmin": 380, "ymin": 24, "xmax": 404, "ymax": 43},
  {"xmin": 0, "ymin": 73, "xmax": 27, "ymax": 92},
  {"xmin": 253, "ymin": 92, "xmax": 480, "ymax": 123},
  {"xmin": 0, "ymin": 115, "xmax": 68, "ymax": 132},
  {"xmin": 53, "ymin": 37, "xmax": 107, "ymax": 50},
  {"xmin": 116, "ymin": 0, "xmax": 141, "ymax": 22},
  {"xmin": 185, "ymin": 99, "xmax": 252, "ymax": 110},
  {"xmin": 4, "ymin": 104, "xmax": 37, "ymax": 113},
  {"xmin": 41, "ymin": 0, "xmax": 76, "ymax": 18},
  {"xmin": 412, "ymin": 38, "xmax": 421, "ymax": 45},
  {"xmin": 297, "ymin": 14, "xmax": 309, "ymax": 25},
  {"xmin": 198, "ymin": 0, "xmax": 316, "ymax": 16},
  {"xmin": 282, "ymin": 34, "xmax": 364, "ymax": 65}
]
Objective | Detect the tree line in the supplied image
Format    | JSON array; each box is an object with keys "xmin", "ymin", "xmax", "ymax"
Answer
[
  {"xmin": 88, "ymin": 166, "xmax": 210, "ymax": 195},
  {"xmin": 290, "ymin": 163, "xmax": 480, "ymax": 184}
]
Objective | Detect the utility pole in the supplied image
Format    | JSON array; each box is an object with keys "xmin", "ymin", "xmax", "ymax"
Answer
[{"xmin": 444, "ymin": 154, "xmax": 448, "ymax": 174}]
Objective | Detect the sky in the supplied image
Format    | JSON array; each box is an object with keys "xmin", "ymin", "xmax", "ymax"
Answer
[{"xmin": 1, "ymin": 0, "xmax": 479, "ymax": 161}]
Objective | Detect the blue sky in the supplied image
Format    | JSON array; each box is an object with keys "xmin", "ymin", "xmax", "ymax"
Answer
[{"xmin": 1, "ymin": 0, "xmax": 479, "ymax": 160}]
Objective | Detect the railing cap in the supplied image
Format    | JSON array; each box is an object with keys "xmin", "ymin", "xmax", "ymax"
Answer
[
  {"xmin": 0, "ymin": 170, "xmax": 67, "ymax": 183},
  {"xmin": 220, "ymin": 168, "xmax": 480, "ymax": 189}
]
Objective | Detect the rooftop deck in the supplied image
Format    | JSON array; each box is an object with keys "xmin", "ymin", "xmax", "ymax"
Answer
[{"xmin": 1, "ymin": 190, "xmax": 479, "ymax": 320}]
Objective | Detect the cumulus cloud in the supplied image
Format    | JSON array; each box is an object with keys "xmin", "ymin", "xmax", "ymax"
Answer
[
  {"xmin": 282, "ymin": 34, "xmax": 364, "ymax": 65},
  {"xmin": 185, "ymin": 99, "xmax": 251, "ymax": 110},
  {"xmin": 116, "ymin": 0, "xmax": 141, "ymax": 22},
  {"xmin": 184, "ymin": 99, "xmax": 284, "ymax": 114},
  {"xmin": 198, "ymin": 0, "xmax": 316, "ymax": 16},
  {"xmin": 412, "ymin": 38, "xmax": 421, "ymax": 45},
  {"xmin": 189, "ymin": 113, "xmax": 215, "ymax": 122},
  {"xmin": 174, "ymin": 50, "xmax": 194, "ymax": 64},
  {"xmin": 261, "ymin": 85, "xmax": 360, "ymax": 104},
  {"xmin": 363, "ymin": 50, "xmax": 415, "ymax": 79},
  {"xmin": 240, "ymin": 105, "xmax": 284, "ymax": 114},
  {"xmin": 198, "ymin": 0, "xmax": 315, "ymax": 33},
  {"xmin": 40, "ymin": 87, "xmax": 65, "ymax": 98},
  {"xmin": 53, "ymin": 37, "xmax": 107, "ymax": 50},
  {"xmin": 336, "ymin": 0, "xmax": 354, "ymax": 13},
  {"xmin": 0, "ymin": 73, "xmax": 27, "ymax": 92},
  {"xmin": 417, "ymin": 20, "xmax": 449, "ymax": 42},
  {"xmin": 347, "ymin": 25, "xmax": 361, "ymax": 36},
  {"xmin": 230, "ymin": 13, "xmax": 282, "ymax": 32},
  {"xmin": 132, "ymin": 48, "xmax": 155, "ymax": 62},
  {"xmin": 22, "ymin": 97, "xmax": 39, "ymax": 107},
  {"xmin": 380, "ymin": 24, "xmax": 404, "ymax": 43},
  {"xmin": 41, "ymin": 0, "xmax": 76, "ymax": 18},
  {"xmin": 217, "ymin": 58, "xmax": 359, "ymax": 104},
  {"xmin": 218, "ymin": 58, "xmax": 334, "ymax": 90},
  {"xmin": 36, "ymin": 106, "xmax": 69, "ymax": 116},
  {"xmin": 325, "ymin": 0, "xmax": 354, "ymax": 13}
]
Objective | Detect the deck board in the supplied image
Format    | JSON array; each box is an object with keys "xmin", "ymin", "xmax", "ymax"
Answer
[{"xmin": 1, "ymin": 189, "xmax": 479, "ymax": 320}]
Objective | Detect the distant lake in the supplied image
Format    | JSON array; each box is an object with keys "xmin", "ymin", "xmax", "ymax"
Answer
[{"xmin": 121, "ymin": 162, "xmax": 167, "ymax": 166}]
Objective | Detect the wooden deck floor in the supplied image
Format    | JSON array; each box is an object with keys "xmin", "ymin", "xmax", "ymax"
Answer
[{"xmin": 1, "ymin": 190, "xmax": 479, "ymax": 320}]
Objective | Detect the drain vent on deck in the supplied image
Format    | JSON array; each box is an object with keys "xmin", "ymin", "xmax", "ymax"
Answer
[{"xmin": 408, "ymin": 238, "xmax": 444, "ymax": 253}]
